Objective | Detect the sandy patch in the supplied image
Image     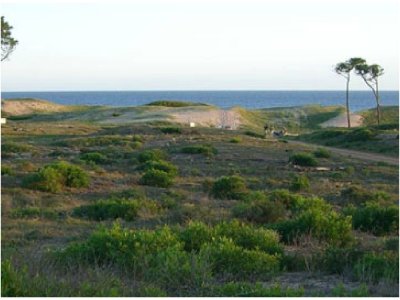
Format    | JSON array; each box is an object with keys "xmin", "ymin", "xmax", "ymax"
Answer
[
  {"xmin": 320, "ymin": 113, "xmax": 363, "ymax": 128},
  {"xmin": 2, "ymin": 99, "xmax": 69, "ymax": 116},
  {"xmin": 170, "ymin": 108, "xmax": 241, "ymax": 129}
]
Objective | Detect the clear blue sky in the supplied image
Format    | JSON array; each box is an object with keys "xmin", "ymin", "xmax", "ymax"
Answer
[{"xmin": 1, "ymin": 0, "xmax": 399, "ymax": 91}]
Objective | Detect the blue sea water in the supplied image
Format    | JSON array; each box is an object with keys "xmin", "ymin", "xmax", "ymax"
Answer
[{"xmin": 1, "ymin": 90, "xmax": 399, "ymax": 112}]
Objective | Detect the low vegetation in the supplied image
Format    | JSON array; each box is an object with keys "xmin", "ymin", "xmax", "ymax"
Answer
[
  {"xmin": 1, "ymin": 102, "xmax": 398, "ymax": 296},
  {"xmin": 22, "ymin": 161, "xmax": 89, "ymax": 192}
]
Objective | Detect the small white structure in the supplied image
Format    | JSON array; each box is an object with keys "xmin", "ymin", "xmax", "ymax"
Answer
[
  {"xmin": 1, "ymin": 118, "xmax": 6, "ymax": 124},
  {"xmin": 189, "ymin": 122, "xmax": 196, "ymax": 128}
]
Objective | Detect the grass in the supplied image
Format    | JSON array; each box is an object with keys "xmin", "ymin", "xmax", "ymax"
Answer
[{"xmin": 1, "ymin": 102, "xmax": 398, "ymax": 297}]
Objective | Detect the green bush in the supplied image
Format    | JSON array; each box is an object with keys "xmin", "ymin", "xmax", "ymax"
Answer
[
  {"xmin": 244, "ymin": 131, "xmax": 265, "ymax": 139},
  {"xmin": 353, "ymin": 252, "xmax": 399, "ymax": 283},
  {"xmin": 137, "ymin": 160, "xmax": 178, "ymax": 176},
  {"xmin": 290, "ymin": 175, "xmax": 310, "ymax": 191},
  {"xmin": 341, "ymin": 186, "xmax": 391, "ymax": 206},
  {"xmin": 313, "ymin": 147, "xmax": 331, "ymax": 158},
  {"xmin": 289, "ymin": 152, "xmax": 318, "ymax": 167},
  {"xmin": 80, "ymin": 152, "xmax": 109, "ymax": 164},
  {"xmin": 137, "ymin": 149, "xmax": 167, "ymax": 163},
  {"xmin": 1, "ymin": 165, "xmax": 13, "ymax": 176},
  {"xmin": 344, "ymin": 203, "xmax": 398, "ymax": 235},
  {"xmin": 179, "ymin": 221, "xmax": 214, "ymax": 252},
  {"xmin": 211, "ymin": 175, "xmax": 247, "ymax": 200},
  {"xmin": 181, "ymin": 144, "xmax": 218, "ymax": 157},
  {"xmin": 160, "ymin": 127, "xmax": 182, "ymax": 134},
  {"xmin": 347, "ymin": 128, "xmax": 375, "ymax": 141},
  {"xmin": 2, "ymin": 142, "xmax": 32, "ymax": 153},
  {"xmin": 200, "ymin": 237, "xmax": 280, "ymax": 279},
  {"xmin": 229, "ymin": 137, "xmax": 241, "ymax": 143},
  {"xmin": 271, "ymin": 209, "xmax": 352, "ymax": 246},
  {"xmin": 232, "ymin": 197, "xmax": 286, "ymax": 224},
  {"xmin": 139, "ymin": 169, "xmax": 174, "ymax": 188},
  {"xmin": 10, "ymin": 207, "xmax": 58, "ymax": 220},
  {"xmin": 210, "ymin": 282, "xmax": 304, "ymax": 297},
  {"xmin": 320, "ymin": 246, "xmax": 364, "ymax": 274},
  {"xmin": 214, "ymin": 220, "xmax": 283, "ymax": 255},
  {"xmin": 22, "ymin": 161, "xmax": 89, "ymax": 192},
  {"xmin": 72, "ymin": 198, "xmax": 146, "ymax": 221},
  {"xmin": 384, "ymin": 237, "xmax": 399, "ymax": 251}
]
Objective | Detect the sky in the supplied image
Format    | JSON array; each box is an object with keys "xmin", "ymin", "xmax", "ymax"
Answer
[{"xmin": 1, "ymin": 0, "xmax": 399, "ymax": 91}]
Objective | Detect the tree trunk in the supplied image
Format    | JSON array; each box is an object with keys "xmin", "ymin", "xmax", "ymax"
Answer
[
  {"xmin": 346, "ymin": 76, "xmax": 351, "ymax": 128},
  {"xmin": 376, "ymin": 80, "xmax": 381, "ymax": 125}
]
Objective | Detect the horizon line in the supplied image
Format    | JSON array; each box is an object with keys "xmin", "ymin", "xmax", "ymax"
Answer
[{"xmin": 2, "ymin": 89, "xmax": 399, "ymax": 93}]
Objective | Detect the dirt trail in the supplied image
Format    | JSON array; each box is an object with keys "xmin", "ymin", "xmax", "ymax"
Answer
[
  {"xmin": 320, "ymin": 113, "xmax": 363, "ymax": 128},
  {"xmin": 289, "ymin": 140, "xmax": 398, "ymax": 165}
]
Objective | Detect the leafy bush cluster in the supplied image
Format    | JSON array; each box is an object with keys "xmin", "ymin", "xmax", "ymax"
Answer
[
  {"xmin": 10, "ymin": 207, "xmax": 58, "ymax": 220},
  {"xmin": 343, "ymin": 203, "xmax": 398, "ymax": 235},
  {"xmin": 138, "ymin": 149, "xmax": 178, "ymax": 188},
  {"xmin": 321, "ymin": 246, "xmax": 398, "ymax": 284},
  {"xmin": 72, "ymin": 198, "xmax": 158, "ymax": 221},
  {"xmin": 289, "ymin": 152, "xmax": 318, "ymax": 166},
  {"xmin": 232, "ymin": 189, "xmax": 352, "ymax": 246},
  {"xmin": 341, "ymin": 185, "xmax": 391, "ymax": 206},
  {"xmin": 210, "ymin": 175, "xmax": 247, "ymax": 200},
  {"xmin": 160, "ymin": 127, "xmax": 182, "ymax": 134},
  {"xmin": 1, "ymin": 165, "xmax": 13, "ymax": 176},
  {"xmin": 55, "ymin": 135, "xmax": 143, "ymax": 149},
  {"xmin": 80, "ymin": 152, "xmax": 109, "ymax": 165},
  {"xmin": 313, "ymin": 147, "xmax": 331, "ymax": 158},
  {"xmin": 22, "ymin": 161, "xmax": 89, "ymax": 192},
  {"xmin": 290, "ymin": 174, "xmax": 310, "ymax": 191},
  {"xmin": 137, "ymin": 149, "xmax": 167, "ymax": 163},
  {"xmin": 232, "ymin": 191, "xmax": 286, "ymax": 224},
  {"xmin": 181, "ymin": 144, "xmax": 218, "ymax": 157},
  {"xmin": 54, "ymin": 221, "xmax": 283, "ymax": 290}
]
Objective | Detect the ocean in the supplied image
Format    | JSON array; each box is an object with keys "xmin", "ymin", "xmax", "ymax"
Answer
[{"xmin": 1, "ymin": 90, "xmax": 399, "ymax": 112}]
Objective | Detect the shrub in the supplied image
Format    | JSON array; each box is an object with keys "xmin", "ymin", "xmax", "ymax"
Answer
[
  {"xmin": 229, "ymin": 137, "xmax": 241, "ymax": 143},
  {"xmin": 384, "ymin": 237, "xmax": 399, "ymax": 251},
  {"xmin": 160, "ymin": 127, "xmax": 182, "ymax": 134},
  {"xmin": 232, "ymin": 197, "xmax": 286, "ymax": 224},
  {"xmin": 72, "ymin": 199, "xmax": 144, "ymax": 221},
  {"xmin": 200, "ymin": 237, "xmax": 280, "ymax": 279},
  {"xmin": 271, "ymin": 209, "xmax": 353, "ymax": 246},
  {"xmin": 313, "ymin": 147, "xmax": 331, "ymax": 158},
  {"xmin": 80, "ymin": 152, "xmax": 108, "ymax": 164},
  {"xmin": 347, "ymin": 128, "xmax": 375, "ymax": 141},
  {"xmin": 181, "ymin": 145, "xmax": 218, "ymax": 157},
  {"xmin": 289, "ymin": 152, "xmax": 317, "ymax": 167},
  {"xmin": 22, "ymin": 161, "xmax": 89, "ymax": 192},
  {"xmin": 214, "ymin": 220, "xmax": 283, "ymax": 255},
  {"xmin": 137, "ymin": 149, "xmax": 167, "ymax": 163},
  {"xmin": 353, "ymin": 252, "xmax": 399, "ymax": 283},
  {"xmin": 2, "ymin": 142, "xmax": 32, "ymax": 153},
  {"xmin": 341, "ymin": 186, "xmax": 391, "ymax": 206},
  {"xmin": 244, "ymin": 131, "xmax": 265, "ymax": 139},
  {"xmin": 139, "ymin": 169, "xmax": 174, "ymax": 188},
  {"xmin": 344, "ymin": 203, "xmax": 399, "ymax": 235},
  {"xmin": 290, "ymin": 175, "xmax": 310, "ymax": 191},
  {"xmin": 137, "ymin": 160, "xmax": 178, "ymax": 176},
  {"xmin": 10, "ymin": 207, "xmax": 58, "ymax": 220},
  {"xmin": 1, "ymin": 165, "xmax": 13, "ymax": 176},
  {"xmin": 210, "ymin": 175, "xmax": 247, "ymax": 200},
  {"xmin": 179, "ymin": 221, "xmax": 213, "ymax": 252},
  {"xmin": 320, "ymin": 246, "xmax": 364, "ymax": 274}
]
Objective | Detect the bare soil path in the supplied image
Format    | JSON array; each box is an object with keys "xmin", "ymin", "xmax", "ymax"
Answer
[{"xmin": 288, "ymin": 140, "xmax": 399, "ymax": 165}]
